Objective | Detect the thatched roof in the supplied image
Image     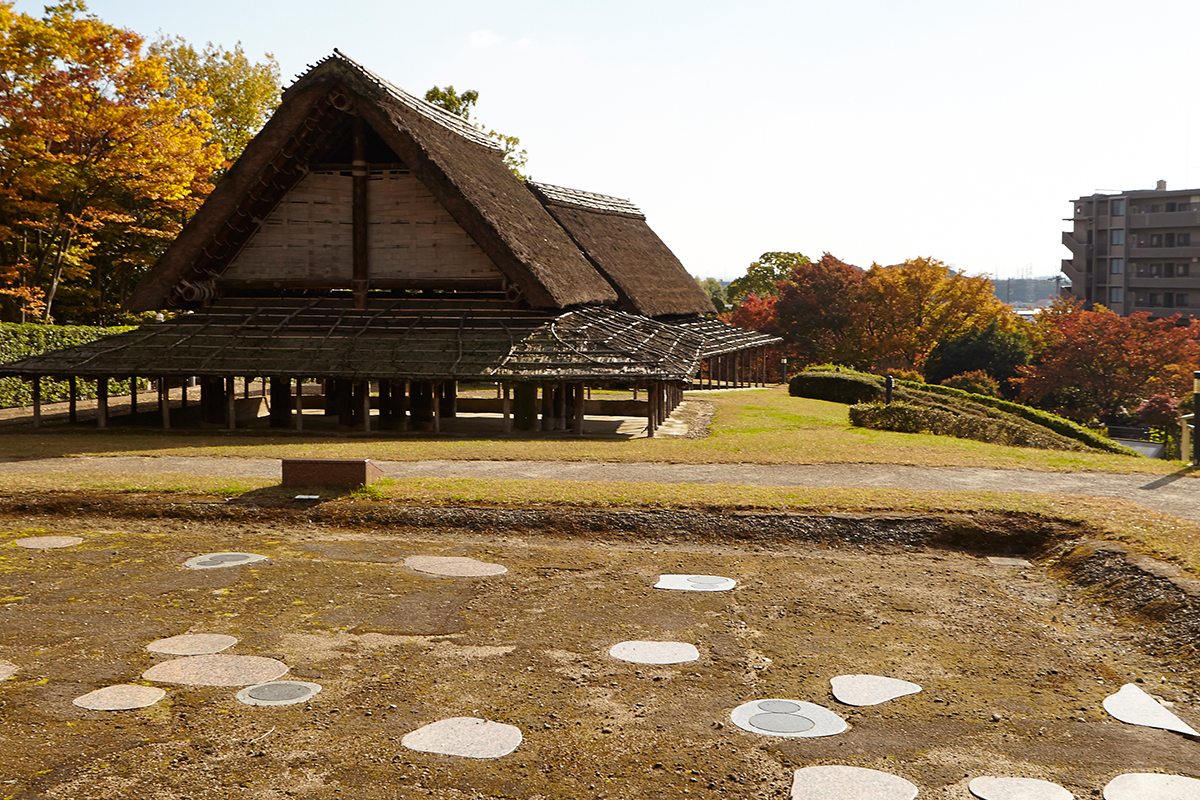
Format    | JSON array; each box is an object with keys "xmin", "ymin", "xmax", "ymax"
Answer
[
  {"xmin": 1, "ymin": 296, "xmax": 706, "ymax": 383},
  {"xmin": 127, "ymin": 51, "xmax": 618, "ymax": 312},
  {"xmin": 528, "ymin": 182, "xmax": 716, "ymax": 319}
]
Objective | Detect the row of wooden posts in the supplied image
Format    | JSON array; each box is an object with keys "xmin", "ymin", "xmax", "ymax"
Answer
[{"xmin": 26, "ymin": 376, "xmax": 688, "ymax": 438}]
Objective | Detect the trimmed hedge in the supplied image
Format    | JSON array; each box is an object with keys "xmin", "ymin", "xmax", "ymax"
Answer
[
  {"xmin": 0, "ymin": 323, "xmax": 138, "ymax": 408},
  {"xmin": 849, "ymin": 401, "xmax": 1089, "ymax": 451},
  {"xmin": 789, "ymin": 372, "xmax": 883, "ymax": 404}
]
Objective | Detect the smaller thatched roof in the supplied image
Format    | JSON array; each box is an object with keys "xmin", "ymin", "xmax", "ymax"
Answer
[
  {"xmin": 673, "ymin": 316, "xmax": 781, "ymax": 358},
  {"xmin": 528, "ymin": 182, "xmax": 716, "ymax": 319}
]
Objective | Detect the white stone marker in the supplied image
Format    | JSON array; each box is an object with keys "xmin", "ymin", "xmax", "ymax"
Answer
[
  {"xmin": 609, "ymin": 641, "xmax": 699, "ymax": 665},
  {"xmin": 969, "ymin": 776, "xmax": 1075, "ymax": 800},
  {"xmin": 986, "ymin": 556, "xmax": 1032, "ymax": 567},
  {"xmin": 16, "ymin": 536, "xmax": 83, "ymax": 549},
  {"xmin": 731, "ymin": 699, "xmax": 847, "ymax": 738},
  {"xmin": 236, "ymin": 680, "xmax": 321, "ymax": 707},
  {"xmin": 791, "ymin": 765, "xmax": 918, "ymax": 800},
  {"xmin": 402, "ymin": 717, "xmax": 522, "ymax": 758},
  {"xmin": 184, "ymin": 552, "xmax": 267, "ymax": 570},
  {"xmin": 73, "ymin": 684, "xmax": 166, "ymax": 711},
  {"xmin": 830, "ymin": 674, "xmax": 922, "ymax": 706},
  {"xmin": 655, "ymin": 574, "xmax": 737, "ymax": 592},
  {"xmin": 1103, "ymin": 772, "xmax": 1200, "ymax": 800},
  {"xmin": 147, "ymin": 634, "xmax": 238, "ymax": 656},
  {"xmin": 405, "ymin": 555, "xmax": 507, "ymax": 577},
  {"xmin": 1102, "ymin": 683, "xmax": 1199, "ymax": 736},
  {"xmin": 0, "ymin": 659, "xmax": 17, "ymax": 680},
  {"xmin": 142, "ymin": 654, "xmax": 288, "ymax": 686}
]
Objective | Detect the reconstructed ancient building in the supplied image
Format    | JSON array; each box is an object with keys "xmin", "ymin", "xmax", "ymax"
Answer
[{"xmin": 0, "ymin": 51, "xmax": 777, "ymax": 435}]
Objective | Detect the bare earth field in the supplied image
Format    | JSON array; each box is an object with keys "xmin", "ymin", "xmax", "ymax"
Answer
[{"xmin": 1, "ymin": 506, "xmax": 1197, "ymax": 799}]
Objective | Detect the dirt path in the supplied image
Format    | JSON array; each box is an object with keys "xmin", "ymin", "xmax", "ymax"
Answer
[{"xmin": 2, "ymin": 456, "xmax": 1199, "ymax": 521}]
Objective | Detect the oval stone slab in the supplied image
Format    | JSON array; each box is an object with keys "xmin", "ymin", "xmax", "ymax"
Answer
[
  {"xmin": 1104, "ymin": 772, "xmax": 1200, "ymax": 800},
  {"xmin": 184, "ymin": 552, "xmax": 267, "ymax": 570},
  {"xmin": 830, "ymin": 674, "xmax": 922, "ymax": 706},
  {"xmin": 402, "ymin": 717, "xmax": 522, "ymax": 759},
  {"xmin": 0, "ymin": 659, "xmax": 17, "ymax": 681},
  {"xmin": 405, "ymin": 555, "xmax": 506, "ymax": 577},
  {"xmin": 142, "ymin": 654, "xmax": 288, "ymax": 687},
  {"xmin": 609, "ymin": 641, "xmax": 699, "ymax": 665},
  {"xmin": 731, "ymin": 698, "xmax": 847, "ymax": 738},
  {"xmin": 73, "ymin": 684, "xmax": 166, "ymax": 711},
  {"xmin": 655, "ymin": 574, "xmax": 737, "ymax": 592},
  {"xmin": 791, "ymin": 765, "xmax": 918, "ymax": 800},
  {"xmin": 16, "ymin": 536, "xmax": 83, "ymax": 549},
  {"xmin": 1102, "ymin": 683, "xmax": 1199, "ymax": 736},
  {"xmin": 147, "ymin": 634, "xmax": 238, "ymax": 656},
  {"xmin": 969, "ymin": 776, "xmax": 1075, "ymax": 800},
  {"xmin": 236, "ymin": 680, "xmax": 321, "ymax": 707}
]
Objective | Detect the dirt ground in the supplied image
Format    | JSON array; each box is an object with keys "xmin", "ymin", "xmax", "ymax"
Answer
[{"xmin": 1, "ymin": 507, "xmax": 1198, "ymax": 799}]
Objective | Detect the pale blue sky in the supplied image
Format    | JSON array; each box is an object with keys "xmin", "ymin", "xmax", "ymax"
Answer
[{"xmin": 15, "ymin": 0, "xmax": 1200, "ymax": 281}]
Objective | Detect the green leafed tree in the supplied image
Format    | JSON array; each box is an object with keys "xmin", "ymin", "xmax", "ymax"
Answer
[
  {"xmin": 694, "ymin": 276, "xmax": 727, "ymax": 313},
  {"xmin": 425, "ymin": 85, "xmax": 529, "ymax": 181},
  {"xmin": 726, "ymin": 252, "xmax": 810, "ymax": 306}
]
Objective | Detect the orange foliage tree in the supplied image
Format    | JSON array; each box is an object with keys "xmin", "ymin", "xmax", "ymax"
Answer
[
  {"xmin": 0, "ymin": 1, "xmax": 222, "ymax": 323},
  {"xmin": 774, "ymin": 252, "xmax": 865, "ymax": 366}
]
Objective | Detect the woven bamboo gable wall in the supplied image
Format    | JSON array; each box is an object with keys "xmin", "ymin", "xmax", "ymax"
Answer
[{"xmin": 223, "ymin": 169, "xmax": 502, "ymax": 286}]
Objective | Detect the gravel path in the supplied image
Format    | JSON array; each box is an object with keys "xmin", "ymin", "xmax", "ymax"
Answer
[{"xmin": 3, "ymin": 455, "xmax": 1198, "ymax": 522}]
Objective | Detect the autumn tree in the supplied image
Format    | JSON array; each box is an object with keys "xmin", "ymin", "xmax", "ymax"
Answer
[
  {"xmin": 1014, "ymin": 298, "xmax": 1199, "ymax": 423},
  {"xmin": 774, "ymin": 252, "xmax": 865, "ymax": 366},
  {"xmin": 0, "ymin": 1, "xmax": 224, "ymax": 323},
  {"xmin": 425, "ymin": 85, "xmax": 529, "ymax": 181},
  {"xmin": 727, "ymin": 292, "xmax": 781, "ymax": 338},
  {"xmin": 726, "ymin": 251, "xmax": 809, "ymax": 306}
]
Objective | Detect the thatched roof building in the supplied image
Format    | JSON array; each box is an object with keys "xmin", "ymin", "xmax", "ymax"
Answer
[{"xmin": 1, "ymin": 51, "xmax": 778, "ymax": 436}]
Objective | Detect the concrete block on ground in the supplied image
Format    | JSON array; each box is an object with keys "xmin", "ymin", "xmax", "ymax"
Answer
[{"xmin": 281, "ymin": 458, "xmax": 383, "ymax": 489}]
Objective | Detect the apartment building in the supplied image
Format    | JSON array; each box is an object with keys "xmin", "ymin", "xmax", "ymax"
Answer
[{"xmin": 1061, "ymin": 181, "xmax": 1200, "ymax": 317}]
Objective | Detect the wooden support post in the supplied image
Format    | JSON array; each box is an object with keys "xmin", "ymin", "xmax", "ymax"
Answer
[
  {"xmin": 159, "ymin": 378, "xmax": 170, "ymax": 429},
  {"xmin": 244, "ymin": 377, "xmax": 251, "ymax": 400},
  {"xmin": 502, "ymin": 382, "xmax": 512, "ymax": 433},
  {"xmin": 31, "ymin": 376, "xmax": 41, "ymax": 429},
  {"xmin": 554, "ymin": 382, "xmax": 566, "ymax": 430},
  {"xmin": 398, "ymin": 380, "xmax": 409, "ymax": 432},
  {"xmin": 573, "ymin": 382, "xmax": 584, "ymax": 436},
  {"xmin": 361, "ymin": 380, "xmax": 371, "ymax": 432},
  {"xmin": 226, "ymin": 376, "xmax": 236, "ymax": 430},
  {"xmin": 646, "ymin": 384, "xmax": 657, "ymax": 438},
  {"xmin": 96, "ymin": 378, "xmax": 108, "ymax": 429},
  {"xmin": 431, "ymin": 381, "xmax": 440, "ymax": 433},
  {"xmin": 68, "ymin": 376, "xmax": 77, "ymax": 423},
  {"xmin": 180, "ymin": 380, "xmax": 188, "ymax": 409},
  {"xmin": 352, "ymin": 115, "xmax": 369, "ymax": 310},
  {"xmin": 269, "ymin": 378, "xmax": 291, "ymax": 428},
  {"xmin": 130, "ymin": 377, "xmax": 138, "ymax": 414},
  {"xmin": 294, "ymin": 378, "xmax": 304, "ymax": 431}
]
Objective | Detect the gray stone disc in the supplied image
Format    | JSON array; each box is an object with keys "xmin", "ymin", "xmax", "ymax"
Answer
[
  {"xmin": 791, "ymin": 765, "xmax": 918, "ymax": 800},
  {"xmin": 731, "ymin": 698, "xmax": 846, "ymax": 738},
  {"xmin": 405, "ymin": 555, "xmax": 507, "ymax": 577},
  {"xmin": 0, "ymin": 659, "xmax": 16, "ymax": 680},
  {"xmin": 236, "ymin": 680, "xmax": 321, "ymax": 706},
  {"xmin": 73, "ymin": 684, "xmax": 166, "ymax": 711},
  {"xmin": 146, "ymin": 633, "xmax": 238, "ymax": 656},
  {"xmin": 142, "ymin": 654, "xmax": 288, "ymax": 687},
  {"xmin": 831, "ymin": 674, "xmax": 922, "ymax": 706},
  {"xmin": 1102, "ymin": 683, "xmax": 1199, "ymax": 736},
  {"xmin": 402, "ymin": 716, "xmax": 522, "ymax": 758},
  {"xmin": 609, "ymin": 641, "xmax": 699, "ymax": 665},
  {"xmin": 16, "ymin": 536, "xmax": 83, "ymax": 549},
  {"xmin": 655, "ymin": 574, "xmax": 737, "ymax": 592},
  {"xmin": 184, "ymin": 552, "xmax": 267, "ymax": 570},
  {"xmin": 969, "ymin": 776, "xmax": 1075, "ymax": 800},
  {"xmin": 1104, "ymin": 773, "xmax": 1200, "ymax": 800}
]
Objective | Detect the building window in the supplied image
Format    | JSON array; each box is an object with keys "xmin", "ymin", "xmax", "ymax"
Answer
[
  {"xmin": 1112, "ymin": 199, "xmax": 1125, "ymax": 216},
  {"xmin": 1151, "ymin": 204, "xmax": 1162, "ymax": 213},
  {"xmin": 1179, "ymin": 233, "xmax": 1191, "ymax": 246},
  {"xmin": 1178, "ymin": 293, "xmax": 1190, "ymax": 307},
  {"xmin": 1165, "ymin": 263, "xmax": 1175, "ymax": 278},
  {"xmin": 1179, "ymin": 263, "xmax": 1190, "ymax": 277},
  {"xmin": 1110, "ymin": 229, "xmax": 1125, "ymax": 245},
  {"xmin": 1150, "ymin": 293, "xmax": 1162, "ymax": 307},
  {"xmin": 1151, "ymin": 233, "xmax": 1163, "ymax": 247},
  {"xmin": 1166, "ymin": 202, "xmax": 1177, "ymax": 212},
  {"xmin": 1109, "ymin": 287, "xmax": 1124, "ymax": 304},
  {"xmin": 1165, "ymin": 232, "xmax": 1176, "ymax": 247},
  {"xmin": 1111, "ymin": 259, "xmax": 1124, "ymax": 274}
]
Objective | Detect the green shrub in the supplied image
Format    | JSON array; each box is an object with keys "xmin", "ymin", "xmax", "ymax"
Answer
[
  {"xmin": 941, "ymin": 370, "xmax": 1000, "ymax": 398},
  {"xmin": 789, "ymin": 372, "xmax": 883, "ymax": 404},
  {"xmin": 849, "ymin": 401, "xmax": 1089, "ymax": 451},
  {"xmin": 0, "ymin": 323, "xmax": 138, "ymax": 408}
]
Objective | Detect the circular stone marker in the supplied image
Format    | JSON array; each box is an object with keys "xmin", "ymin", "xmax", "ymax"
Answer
[
  {"xmin": 236, "ymin": 680, "xmax": 321, "ymax": 707},
  {"xmin": 402, "ymin": 717, "xmax": 522, "ymax": 759},
  {"xmin": 405, "ymin": 555, "xmax": 507, "ymax": 577},
  {"xmin": 147, "ymin": 634, "xmax": 238, "ymax": 656},
  {"xmin": 142, "ymin": 654, "xmax": 288, "ymax": 687},
  {"xmin": 969, "ymin": 776, "xmax": 1075, "ymax": 800},
  {"xmin": 731, "ymin": 699, "xmax": 846, "ymax": 738},
  {"xmin": 184, "ymin": 552, "xmax": 267, "ymax": 570},
  {"xmin": 1104, "ymin": 773, "xmax": 1200, "ymax": 800},
  {"xmin": 73, "ymin": 684, "xmax": 166, "ymax": 711},
  {"xmin": 0, "ymin": 659, "xmax": 17, "ymax": 681},
  {"xmin": 654, "ymin": 574, "xmax": 737, "ymax": 592},
  {"xmin": 609, "ymin": 641, "xmax": 699, "ymax": 665},
  {"xmin": 1102, "ymin": 683, "xmax": 1199, "ymax": 736},
  {"xmin": 16, "ymin": 536, "xmax": 83, "ymax": 549},
  {"xmin": 791, "ymin": 765, "xmax": 918, "ymax": 800},
  {"xmin": 830, "ymin": 674, "xmax": 922, "ymax": 706}
]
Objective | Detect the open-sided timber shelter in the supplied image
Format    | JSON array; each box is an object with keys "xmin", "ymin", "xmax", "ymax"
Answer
[{"xmin": 0, "ymin": 51, "xmax": 779, "ymax": 437}]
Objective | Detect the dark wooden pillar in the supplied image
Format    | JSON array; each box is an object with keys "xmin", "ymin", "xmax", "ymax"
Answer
[
  {"xmin": 337, "ymin": 380, "xmax": 355, "ymax": 426},
  {"xmin": 540, "ymin": 382, "xmax": 553, "ymax": 433},
  {"xmin": 573, "ymin": 382, "xmax": 584, "ymax": 436},
  {"xmin": 396, "ymin": 380, "xmax": 409, "ymax": 432},
  {"xmin": 226, "ymin": 376, "xmax": 236, "ymax": 430},
  {"xmin": 159, "ymin": 378, "xmax": 170, "ymax": 429},
  {"xmin": 646, "ymin": 383, "xmax": 657, "ymax": 438},
  {"xmin": 324, "ymin": 379, "xmax": 338, "ymax": 416},
  {"xmin": 31, "ymin": 376, "xmax": 41, "ymax": 429},
  {"xmin": 68, "ymin": 376, "xmax": 76, "ymax": 423},
  {"xmin": 431, "ymin": 381, "xmax": 441, "ymax": 433},
  {"xmin": 438, "ymin": 380, "xmax": 457, "ymax": 418},
  {"xmin": 295, "ymin": 378, "xmax": 305, "ymax": 431},
  {"xmin": 360, "ymin": 380, "xmax": 371, "ymax": 432},
  {"xmin": 180, "ymin": 379, "xmax": 188, "ymax": 409},
  {"xmin": 409, "ymin": 381, "xmax": 433, "ymax": 429},
  {"xmin": 269, "ymin": 377, "xmax": 291, "ymax": 428},
  {"xmin": 513, "ymin": 382, "xmax": 536, "ymax": 431},
  {"xmin": 553, "ymin": 383, "xmax": 566, "ymax": 431},
  {"xmin": 352, "ymin": 115, "xmax": 369, "ymax": 310},
  {"xmin": 502, "ymin": 382, "xmax": 512, "ymax": 433},
  {"xmin": 130, "ymin": 377, "xmax": 138, "ymax": 414},
  {"xmin": 96, "ymin": 378, "xmax": 108, "ymax": 429},
  {"xmin": 200, "ymin": 376, "xmax": 225, "ymax": 424}
]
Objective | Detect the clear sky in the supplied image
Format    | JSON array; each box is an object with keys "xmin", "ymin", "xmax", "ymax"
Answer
[{"xmin": 15, "ymin": 0, "xmax": 1200, "ymax": 281}]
